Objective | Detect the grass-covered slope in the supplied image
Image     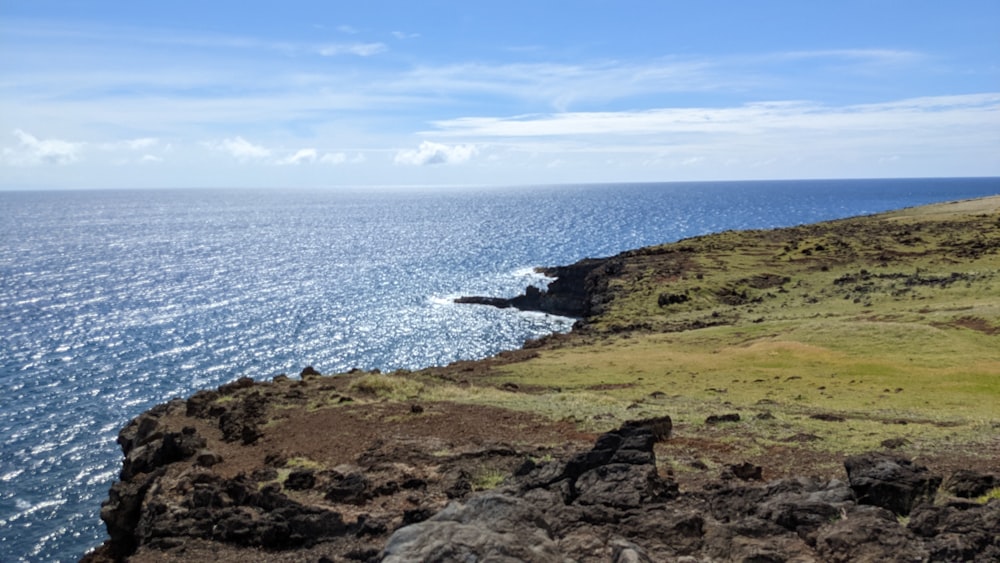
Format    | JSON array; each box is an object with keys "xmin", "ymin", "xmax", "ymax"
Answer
[{"xmin": 415, "ymin": 196, "xmax": 1000, "ymax": 477}]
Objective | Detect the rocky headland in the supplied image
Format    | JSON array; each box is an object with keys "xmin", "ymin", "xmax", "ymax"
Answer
[
  {"xmin": 454, "ymin": 258, "xmax": 620, "ymax": 318},
  {"xmin": 84, "ymin": 197, "xmax": 1000, "ymax": 562}
]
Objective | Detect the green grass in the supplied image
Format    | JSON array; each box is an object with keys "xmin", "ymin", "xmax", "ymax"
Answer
[
  {"xmin": 471, "ymin": 466, "xmax": 508, "ymax": 491},
  {"xmin": 975, "ymin": 487, "xmax": 1000, "ymax": 504},
  {"xmin": 348, "ymin": 373, "xmax": 426, "ymax": 400},
  {"xmin": 413, "ymin": 198, "xmax": 1000, "ymax": 460}
]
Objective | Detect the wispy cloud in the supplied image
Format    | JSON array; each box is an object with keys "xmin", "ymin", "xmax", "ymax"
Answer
[
  {"xmin": 391, "ymin": 59, "xmax": 721, "ymax": 111},
  {"xmin": 394, "ymin": 141, "xmax": 478, "ymax": 165},
  {"xmin": 318, "ymin": 152, "xmax": 366, "ymax": 165},
  {"xmin": 320, "ymin": 152, "xmax": 347, "ymax": 164},
  {"xmin": 761, "ymin": 48, "xmax": 922, "ymax": 65},
  {"xmin": 388, "ymin": 49, "xmax": 924, "ymax": 111},
  {"xmin": 2, "ymin": 129, "xmax": 82, "ymax": 166},
  {"xmin": 276, "ymin": 148, "xmax": 317, "ymax": 165},
  {"xmin": 207, "ymin": 143, "xmax": 367, "ymax": 166},
  {"xmin": 317, "ymin": 42, "xmax": 387, "ymax": 57},
  {"xmin": 205, "ymin": 136, "xmax": 271, "ymax": 160},
  {"xmin": 426, "ymin": 94, "xmax": 1000, "ymax": 139},
  {"xmin": 99, "ymin": 137, "xmax": 160, "ymax": 151}
]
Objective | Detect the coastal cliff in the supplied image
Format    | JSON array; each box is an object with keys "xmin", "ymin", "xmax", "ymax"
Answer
[{"xmin": 85, "ymin": 197, "xmax": 1000, "ymax": 562}]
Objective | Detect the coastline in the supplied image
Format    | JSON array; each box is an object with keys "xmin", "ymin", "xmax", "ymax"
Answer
[{"xmin": 83, "ymin": 196, "xmax": 1000, "ymax": 561}]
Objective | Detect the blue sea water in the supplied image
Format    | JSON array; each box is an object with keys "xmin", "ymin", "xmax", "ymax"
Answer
[{"xmin": 1, "ymin": 178, "xmax": 998, "ymax": 561}]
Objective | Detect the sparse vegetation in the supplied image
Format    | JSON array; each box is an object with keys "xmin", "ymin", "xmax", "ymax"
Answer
[
  {"xmin": 975, "ymin": 487, "xmax": 1000, "ymax": 504},
  {"xmin": 414, "ymin": 197, "xmax": 1000, "ymax": 473},
  {"xmin": 254, "ymin": 197, "xmax": 999, "ymax": 483},
  {"xmin": 348, "ymin": 373, "xmax": 426, "ymax": 400},
  {"xmin": 471, "ymin": 466, "xmax": 508, "ymax": 491}
]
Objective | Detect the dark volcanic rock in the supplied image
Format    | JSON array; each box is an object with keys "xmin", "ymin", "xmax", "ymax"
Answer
[
  {"xmin": 705, "ymin": 413, "xmax": 741, "ymax": 424},
  {"xmin": 324, "ymin": 471, "xmax": 371, "ymax": 504},
  {"xmin": 620, "ymin": 415, "xmax": 672, "ymax": 442},
  {"xmin": 815, "ymin": 505, "xmax": 928, "ymax": 562},
  {"xmin": 284, "ymin": 469, "xmax": 316, "ymax": 491},
  {"xmin": 723, "ymin": 462, "xmax": 763, "ymax": 481},
  {"xmin": 908, "ymin": 498, "xmax": 1000, "ymax": 561},
  {"xmin": 382, "ymin": 494, "xmax": 561, "ymax": 562},
  {"xmin": 100, "ymin": 468, "xmax": 165, "ymax": 559},
  {"xmin": 383, "ymin": 419, "xmax": 672, "ymax": 561},
  {"xmin": 845, "ymin": 451, "xmax": 942, "ymax": 516},
  {"xmin": 943, "ymin": 469, "xmax": 999, "ymax": 499},
  {"xmin": 97, "ymin": 394, "xmax": 1000, "ymax": 563},
  {"xmin": 455, "ymin": 257, "xmax": 620, "ymax": 318},
  {"xmin": 657, "ymin": 292, "xmax": 689, "ymax": 307},
  {"xmin": 299, "ymin": 365, "xmax": 321, "ymax": 377},
  {"xmin": 218, "ymin": 391, "xmax": 268, "ymax": 444},
  {"xmin": 382, "ymin": 442, "xmax": 997, "ymax": 561}
]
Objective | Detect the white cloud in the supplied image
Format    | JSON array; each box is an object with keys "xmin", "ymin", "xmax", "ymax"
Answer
[
  {"xmin": 336, "ymin": 25, "xmax": 360, "ymax": 35},
  {"xmin": 206, "ymin": 136, "xmax": 271, "ymax": 160},
  {"xmin": 140, "ymin": 154, "xmax": 163, "ymax": 163},
  {"xmin": 121, "ymin": 137, "xmax": 159, "ymax": 150},
  {"xmin": 277, "ymin": 148, "xmax": 318, "ymax": 165},
  {"xmin": 766, "ymin": 49, "xmax": 922, "ymax": 66},
  {"xmin": 426, "ymin": 94, "xmax": 1000, "ymax": 139},
  {"xmin": 2, "ymin": 129, "xmax": 82, "ymax": 166},
  {"xmin": 275, "ymin": 149, "xmax": 366, "ymax": 165},
  {"xmin": 97, "ymin": 137, "xmax": 160, "ymax": 151},
  {"xmin": 394, "ymin": 141, "xmax": 478, "ymax": 166},
  {"xmin": 391, "ymin": 31, "xmax": 420, "ymax": 40},
  {"xmin": 317, "ymin": 42, "xmax": 386, "ymax": 57},
  {"xmin": 320, "ymin": 152, "xmax": 347, "ymax": 164}
]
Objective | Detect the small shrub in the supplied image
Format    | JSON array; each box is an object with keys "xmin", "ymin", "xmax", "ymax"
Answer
[
  {"xmin": 975, "ymin": 487, "xmax": 1000, "ymax": 504},
  {"xmin": 348, "ymin": 374, "xmax": 425, "ymax": 400},
  {"xmin": 286, "ymin": 456, "xmax": 323, "ymax": 470},
  {"xmin": 472, "ymin": 467, "xmax": 507, "ymax": 491}
]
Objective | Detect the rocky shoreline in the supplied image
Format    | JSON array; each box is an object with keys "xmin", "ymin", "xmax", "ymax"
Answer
[{"xmin": 84, "ymin": 382, "xmax": 999, "ymax": 561}]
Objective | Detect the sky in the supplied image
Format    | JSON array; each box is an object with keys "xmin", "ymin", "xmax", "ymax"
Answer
[{"xmin": 1, "ymin": 0, "xmax": 999, "ymax": 189}]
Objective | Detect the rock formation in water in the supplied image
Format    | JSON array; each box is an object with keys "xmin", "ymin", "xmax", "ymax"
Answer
[{"xmin": 455, "ymin": 257, "xmax": 621, "ymax": 318}]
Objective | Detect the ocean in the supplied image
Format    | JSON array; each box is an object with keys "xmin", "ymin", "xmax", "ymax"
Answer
[{"xmin": 1, "ymin": 178, "xmax": 998, "ymax": 561}]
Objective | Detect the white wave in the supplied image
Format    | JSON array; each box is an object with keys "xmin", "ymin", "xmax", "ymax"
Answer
[
  {"xmin": 510, "ymin": 266, "xmax": 556, "ymax": 289},
  {"xmin": 427, "ymin": 294, "xmax": 461, "ymax": 306},
  {"xmin": 511, "ymin": 266, "xmax": 544, "ymax": 277}
]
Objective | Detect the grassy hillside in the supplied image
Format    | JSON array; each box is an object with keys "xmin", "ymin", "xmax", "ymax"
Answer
[{"xmin": 392, "ymin": 196, "xmax": 1000, "ymax": 477}]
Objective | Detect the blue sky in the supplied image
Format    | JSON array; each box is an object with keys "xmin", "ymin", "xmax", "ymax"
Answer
[{"xmin": 1, "ymin": 1, "xmax": 998, "ymax": 189}]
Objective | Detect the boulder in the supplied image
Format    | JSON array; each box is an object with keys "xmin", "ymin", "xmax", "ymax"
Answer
[
  {"xmin": 844, "ymin": 452, "xmax": 941, "ymax": 516},
  {"xmin": 943, "ymin": 469, "xmax": 998, "ymax": 499},
  {"xmin": 120, "ymin": 428, "xmax": 206, "ymax": 480},
  {"xmin": 908, "ymin": 499, "xmax": 1000, "ymax": 562},
  {"xmin": 324, "ymin": 471, "xmax": 371, "ymax": 504},
  {"xmin": 382, "ymin": 494, "xmax": 561, "ymax": 562},
  {"xmin": 218, "ymin": 391, "xmax": 268, "ymax": 444},
  {"xmin": 814, "ymin": 505, "xmax": 928, "ymax": 562},
  {"xmin": 284, "ymin": 469, "xmax": 316, "ymax": 491},
  {"xmin": 384, "ymin": 418, "xmax": 678, "ymax": 560},
  {"xmin": 705, "ymin": 413, "xmax": 741, "ymax": 424}
]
